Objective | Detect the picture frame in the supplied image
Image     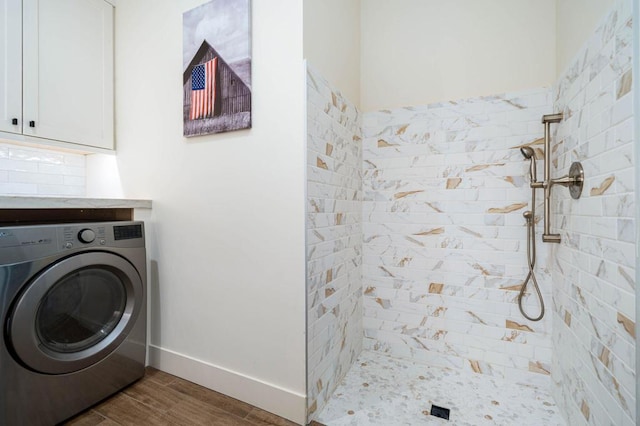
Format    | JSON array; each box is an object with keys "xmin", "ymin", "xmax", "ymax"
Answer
[{"xmin": 183, "ymin": 0, "xmax": 252, "ymax": 136}]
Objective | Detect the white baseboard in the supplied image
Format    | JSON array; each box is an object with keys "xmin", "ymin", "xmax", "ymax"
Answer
[{"xmin": 148, "ymin": 345, "xmax": 307, "ymax": 425}]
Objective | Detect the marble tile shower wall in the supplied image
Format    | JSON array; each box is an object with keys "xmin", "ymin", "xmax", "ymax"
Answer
[
  {"xmin": 306, "ymin": 66, "xmax": 363, "ymax": 420},
  {"xmin": 0, "ymin": 142, "xmax": 86, "ymax": 196},
  {"xmin": 362, "ymin": 89, "xmax": 556, "ymax": 386},
  {"xmin": 551, "ymin": 1, "xmax": 636, "ymax": 425}
]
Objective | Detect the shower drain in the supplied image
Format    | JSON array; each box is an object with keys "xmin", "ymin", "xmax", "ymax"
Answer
[{"xmin": 430, "ymin": 404, "xmax": 451, "ymax": 420}]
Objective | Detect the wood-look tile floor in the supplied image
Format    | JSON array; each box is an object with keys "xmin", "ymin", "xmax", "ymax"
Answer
[{"xmin": 64, "ymin": 367, "xmax": 318, "ymax": 426}]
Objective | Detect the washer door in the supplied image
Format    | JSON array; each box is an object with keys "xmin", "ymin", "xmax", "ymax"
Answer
[{"xmin": 8, "ymin": 252, "xmax": 143, "ymax": 374}]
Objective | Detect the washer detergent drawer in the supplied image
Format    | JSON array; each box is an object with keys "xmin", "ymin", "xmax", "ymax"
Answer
[{"xmin": 8, "ymin": 251, "xmax": 143, "ymax": 374}]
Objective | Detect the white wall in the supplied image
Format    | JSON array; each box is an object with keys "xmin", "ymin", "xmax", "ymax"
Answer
[
  {"xmin": 101, "ymin": 0, "xmax": 307, "ymax": 422},
  {"xmin": 86, "ymin": 153, "xmax": 122, "ymax": 198},
  {"xmin": 556, "ymin": 0, "xmax": 615, "ymax": 76},
  {"xmin": 303, "ymin": 0, "xmax": 361, "ymax": 107},
  {"xmin": 305, "ymin": 0, "xmax": 618, "ymax": 111},
  {"xmin": 360, "ymin": 0, "xmax": 557, "ymax": 111}
]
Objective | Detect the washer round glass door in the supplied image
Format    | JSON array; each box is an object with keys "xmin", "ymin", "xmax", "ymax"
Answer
[{"xmin": 9, "ymin": 252, "xmax": 143, "ymax": 375}]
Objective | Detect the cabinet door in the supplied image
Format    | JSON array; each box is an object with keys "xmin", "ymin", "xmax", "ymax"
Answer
[
  {"xmin": 23, "ymin": 0, "xmax": 114, "ymax": 150},
  {"xmin": 0, "ymin": 0, "xmax": 22, "ymax": 135}
]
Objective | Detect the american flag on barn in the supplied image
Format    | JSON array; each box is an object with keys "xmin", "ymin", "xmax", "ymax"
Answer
[
  {"xmin": 190, "ymin": 58, "xmax": 218, "ymax": 120},
  {"xmin": 183, "ymin": 40, "xmax": 251, "ymax": 136}
]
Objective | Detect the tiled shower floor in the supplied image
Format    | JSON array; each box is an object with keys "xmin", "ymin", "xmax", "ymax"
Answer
[{"xmin": 316, "ymin": 351, "xmax": 565, "ymax": 426}]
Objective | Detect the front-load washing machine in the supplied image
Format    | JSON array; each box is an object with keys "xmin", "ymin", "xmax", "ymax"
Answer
[{"xmin": 0, "ymin": 221, "xmax": 147, "ymax": 425}]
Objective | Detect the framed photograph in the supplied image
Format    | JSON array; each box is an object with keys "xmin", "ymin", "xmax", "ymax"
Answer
[{"xmin": 183, "ymin": 0, "xmax": 251, "ymax": 137}]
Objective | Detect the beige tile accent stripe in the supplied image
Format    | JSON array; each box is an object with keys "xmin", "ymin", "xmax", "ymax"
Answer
[
  {"xmin": 446, "ymin": 178, "xmax": 462, "ymax": 189},
  {"xmin": 394, "ymin": 190, "xmax": 424, "ymax": 199},
  {"xmin": 616, "ymin": 312, "xmax": 635, "ymax": 338},
  {"xmin": 378, "ymin": 139, "xmax": 397, "ymax": 148},
  {"xmin": 505, "ymin": 320, "xmax": 534, "ymax": 333},
  {"xmin": 413, "ymin": 227, "xmax": 444, "ymax": 236},
  {"xmin": 589, "ymin": 175, "xmax": 615, "ymax": 196},
  {"xmin": 487, "ymin": 203, "xmax": 527, "ymax": 213}
]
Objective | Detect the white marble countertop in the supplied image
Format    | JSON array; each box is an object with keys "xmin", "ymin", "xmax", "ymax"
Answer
[{"xmin": 0, "ymin": 196, "xmax": 152, "ymax": 209}]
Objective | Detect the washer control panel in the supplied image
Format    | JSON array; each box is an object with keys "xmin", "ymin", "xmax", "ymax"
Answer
[
  {"xmin": 0, "ymin": 221, "xmax": 145, "ymax": 264},
  {"xmin": 62, "ymin": 225, "xmax": 106, "ymax": 249}
]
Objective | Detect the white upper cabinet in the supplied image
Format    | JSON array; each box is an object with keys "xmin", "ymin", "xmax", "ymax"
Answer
[
  {"xmin": 1, "ymin": 0, "xmax": 114, "ymax": 151},
  {"xmin": 0, "ymin": 0, "xmax": 22, "ymax": 136}
]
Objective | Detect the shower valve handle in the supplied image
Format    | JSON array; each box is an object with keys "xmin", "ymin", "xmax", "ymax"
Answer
[
  {"xmin": 549, "ymin": 162, "xmax": 584, "ymax": 199},
  {"xmin": 551, "ymin": 175, "xmax": 582, "ymax": 187}
]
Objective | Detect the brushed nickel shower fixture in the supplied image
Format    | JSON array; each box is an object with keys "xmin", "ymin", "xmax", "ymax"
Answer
[
  {"xmin": 516, "ymin": 112, "xmax": 585, "ymax": 321},
  {"xmin": 529, "ymin": 112, "xmax": 585, "ymax": 244}
]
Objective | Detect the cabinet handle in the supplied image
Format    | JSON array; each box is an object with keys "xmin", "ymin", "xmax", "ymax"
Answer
[
  {"xmin": 29, "ymin": 121, "xmax": 35, "ymax": 128},
  {"xmin": 11, "ymin": 118, "xmax": 18, "ymax": 125}
]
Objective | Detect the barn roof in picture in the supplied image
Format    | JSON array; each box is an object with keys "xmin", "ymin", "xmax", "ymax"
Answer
[
  {"xmin": 182, "ymin": 38, "xmax": 252, "ymax": 136},
  {"xmin": 183, "ymin": 40, "xmax": 250, "ymax": 91}
]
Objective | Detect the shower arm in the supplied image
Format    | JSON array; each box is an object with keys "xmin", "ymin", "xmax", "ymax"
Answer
[{"xmin": 534, "ymin": 113, "xmax": 584, "ymax": 243}]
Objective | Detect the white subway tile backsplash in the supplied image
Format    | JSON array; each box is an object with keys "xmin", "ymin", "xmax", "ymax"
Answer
[
  {"xmin": 9, "ymin": 171, "xmax": 64, "ymax": 185},
  {"xmin": 0, "ymin": 142, "xmax": 86, "ymax": 196},
  {"xmin": 63, "ymin": 175, "xmax": 86, "ymax": 187},
  {"xmin": 8, "ymin": 147, "xmax": 64, "ymax": 164},
  {"xmin": 0, "ymin": 182, "xmax": 37, "ymax": 194},
  {"xmin": 37, "ymin": 184, "xmax": 84, "ymax": 196},
  {"xmin": 63, "ymin": 154, "xmax": 87, "ymax": 167},
  {"xmin": 0, "ymin": 158, "xmax": 39, "ymax": 173},
  {"xmin": 62, "ymin": 165, "xmax": 86, "ymax": 177}
]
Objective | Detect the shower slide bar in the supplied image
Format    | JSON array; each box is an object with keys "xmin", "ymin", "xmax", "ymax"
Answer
[
  {"xmin": 517, "ymin": 113, "xmax": 585, "ymax": 321},
  {"xmin": 528, "ymin": 112, "xmax": 585, "ymax": 243}
]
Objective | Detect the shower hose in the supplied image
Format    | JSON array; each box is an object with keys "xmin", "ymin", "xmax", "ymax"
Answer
[{"xmin": 518, "ymin": 187, "xmax": 545, "ymax": 321}]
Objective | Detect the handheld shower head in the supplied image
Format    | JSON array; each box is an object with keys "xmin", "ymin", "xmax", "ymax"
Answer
[
  {"xmin": 520, "ymin": 146, "xmax": 535, "ymax": 159},
  {"xmin": 520, "ymin": 146, "xmax": 537, "ymax": 183}
]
